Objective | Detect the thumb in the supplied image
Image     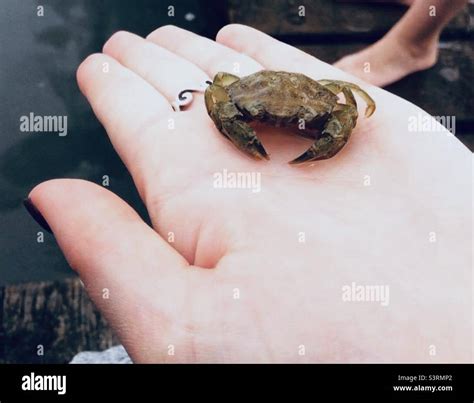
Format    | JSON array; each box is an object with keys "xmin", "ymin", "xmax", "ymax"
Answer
[{"xmin": 26, "ymin": 179, "xmax": 198, "ymax": 361}]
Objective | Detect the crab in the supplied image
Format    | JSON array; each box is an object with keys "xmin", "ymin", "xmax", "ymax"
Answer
[{"xmin": 204, "ymin": 70, "xmax": 376, "ymax": 164}]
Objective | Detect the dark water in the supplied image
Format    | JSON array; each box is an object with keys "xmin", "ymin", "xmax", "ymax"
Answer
[{"xmin": 0, "ymin": 0, "xmax": 227, "ymax": 286}]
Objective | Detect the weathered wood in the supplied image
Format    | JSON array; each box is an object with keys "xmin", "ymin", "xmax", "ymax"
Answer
[
  {"xmin": 228, "ymin": 0, "xmax": 474, "ymax": 38},
  {"xmin": 0, "ymin": 278, "xmax": 117, "ymax": 363}
]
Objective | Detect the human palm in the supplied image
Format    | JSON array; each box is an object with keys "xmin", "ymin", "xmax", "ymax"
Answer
[{"xmin": 29, "ymin": 25, "xmax": 471, "ymax": 362}]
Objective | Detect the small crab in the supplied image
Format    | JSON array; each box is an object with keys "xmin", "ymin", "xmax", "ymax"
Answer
[{"xmin": 204, "ymin": 70, "xmax": 375, "ymax": 164}]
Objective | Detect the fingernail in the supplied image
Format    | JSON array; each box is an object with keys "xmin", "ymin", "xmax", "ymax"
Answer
[{"xmin": 23, "ymin": 197, "xmax": 52, "ymax": 234}]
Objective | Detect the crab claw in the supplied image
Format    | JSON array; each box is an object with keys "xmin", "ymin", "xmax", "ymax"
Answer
[
  {"xmin": 221, "ymin": 118, "xmax": 269, "ymax": 160},
  {"xmin": 206, "ymin": 89, "xmax": 270, "ymax": 161},
  {"xmin": 289, "ymin": 136, "xmax": 338, "ymax": 164},
  {"xmin": 289, "ymin": 149, "xmax": 317, "ymax": 165},
  {"xmin": 289, "ymin": 106, "xmax": 356, "ymax": 165},
  {"xmin": 248, "ymin": 137, "xmax": 270, "ymax": 160}
]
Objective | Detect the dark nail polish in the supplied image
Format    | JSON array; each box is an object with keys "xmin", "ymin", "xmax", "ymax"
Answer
[{"xmin": 23, "ymin": 197, "xmax": 52, "ymax": 234}]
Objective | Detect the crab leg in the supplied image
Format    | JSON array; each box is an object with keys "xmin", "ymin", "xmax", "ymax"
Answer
[{"xmin": 317, "ymin": 79, "xmax": 376, "ymax": 117}]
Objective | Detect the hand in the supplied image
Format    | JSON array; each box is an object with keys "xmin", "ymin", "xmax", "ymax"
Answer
[{"xmin": 27, "ymin": 25, "xmax": 471, "ymax": 362}]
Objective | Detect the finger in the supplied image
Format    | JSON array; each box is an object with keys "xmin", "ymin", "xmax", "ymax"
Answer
[
  {"xmin": 103, "ymin": 31, "xmax": 210, "ymax": 113},
  {"xmin": 146, "ymin": 25, "xmax": 263, "ymax": 79},
  {"xmin": 27, "ymin": 179, "xmax": 200, "ymax": 361},
  {"xmin": 76, "ymin": 53, "xmax": 174, "ymax": 192},
  {"xmin": 216, "ymin": 24, "xmax": 363, "ymax": 83},
  {"xmin": 99, "ymin": 32, "xmax": 249, "ymax": 206}
]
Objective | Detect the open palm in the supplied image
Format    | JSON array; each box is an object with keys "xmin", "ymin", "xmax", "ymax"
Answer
[{"xmin": 29, "ymin": 25, "xmax": 471, "ymax": 362}]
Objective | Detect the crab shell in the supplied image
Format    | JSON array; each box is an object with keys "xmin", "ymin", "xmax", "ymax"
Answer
[{"xmin": 205, "ymin": 70, "xmax": 375, "ymax": 164}]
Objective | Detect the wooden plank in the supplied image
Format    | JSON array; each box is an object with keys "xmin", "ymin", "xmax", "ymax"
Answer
[
  {"xmin": 228, "ymin": 0, "xmax": 474, "ymax": 38},
  {"xmin": 0, "ymin": 278, "xmax": 117, "ymax": 363}
]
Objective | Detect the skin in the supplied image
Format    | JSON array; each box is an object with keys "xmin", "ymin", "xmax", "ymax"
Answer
[
  {"xmin": 335, "ymin": 0, "xmax": 469, "ymax": 86},
  {"xmin": 27, "ymin": 25, "xmax": 471, "ymax": 363}
]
